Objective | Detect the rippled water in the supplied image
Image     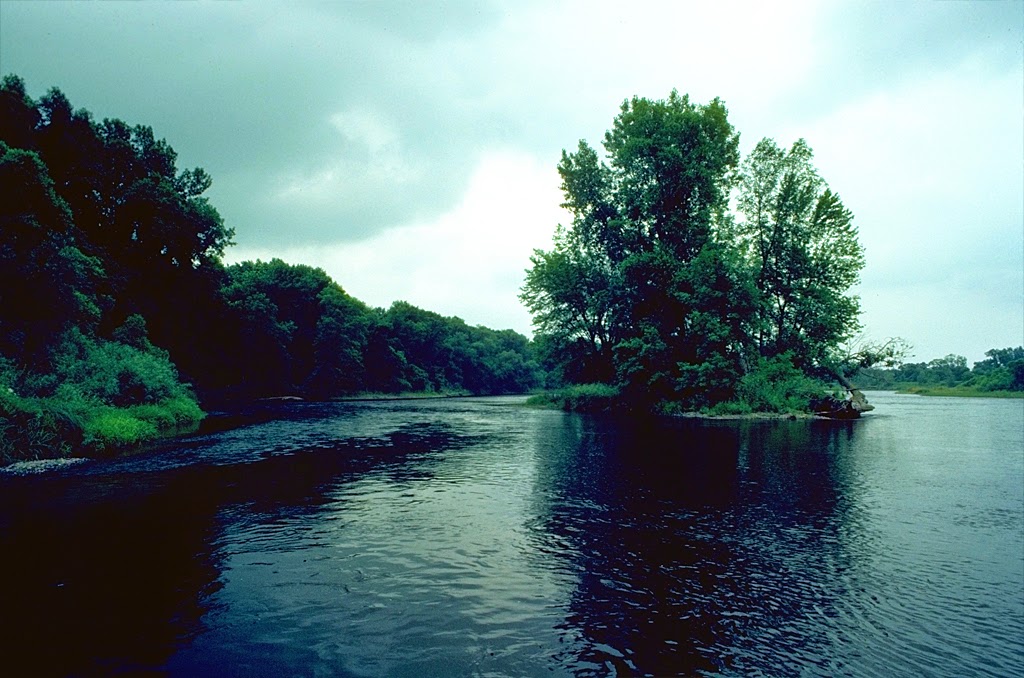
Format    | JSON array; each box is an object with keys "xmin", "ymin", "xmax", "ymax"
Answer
[{"xmin": 1, "ymin": 393, "xmax": 1021, "ymax": 676}]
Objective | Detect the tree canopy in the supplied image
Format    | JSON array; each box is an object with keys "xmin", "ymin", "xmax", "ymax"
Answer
[
  {"xmin": 523, "ymin": 91, "xmax": 873, "ymax": 413},
  {"xmin": 0, "ymin": 75, "xmax": 542, "ymax": 463}
]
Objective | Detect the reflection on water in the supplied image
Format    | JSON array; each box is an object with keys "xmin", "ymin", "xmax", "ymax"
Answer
[
  {"xmin": 530, "ymin": 416, "xmax": 865, "ymax": 675},
  {"xmin": 0, "ymin": 394, "xmax": 1021, "ymax": 676}
]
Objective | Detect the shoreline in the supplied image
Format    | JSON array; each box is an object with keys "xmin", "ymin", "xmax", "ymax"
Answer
[
  {"xmin": 523, "ymin": 399, "xmax": 855, "ymax": 421},
  {"xmin": 670, "ymin": 410, "xmax": 844, "ymax": 421},
  {"xmin": 894, "ymin": 387, "xmax": 1023, "ymax": 399}
]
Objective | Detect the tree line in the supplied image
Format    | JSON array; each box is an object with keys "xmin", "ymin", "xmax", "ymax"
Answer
[
  {"xmin": 857, "ymin": 347, "xmax": 1024, "ymax": 394},
  {"xmin": 522, "ymin": 91, "xmax": 896, "ymax": 415},
  {"xmin": 0, "ymin": 75, "xmax": 541, "ymax": 463}
]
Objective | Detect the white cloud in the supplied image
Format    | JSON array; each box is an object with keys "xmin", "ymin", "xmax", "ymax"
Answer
[
  {"xmin": 274, "ymin": 108, "xmax": 424, "ymax": 207},
  {"xmin": 781, "ymin": 58, "xmax": 1024, "ymax": 361},
  {"xmin": 5, "ymin": 0, "xmax": 1021, "ymax": 360},
  {"xmin": 329, "ymin": 108, "xmax": 400, "ymax": 154},
  {"xmin": 229, "ymin": 148, "xmax": 569, "ymax": 335}
]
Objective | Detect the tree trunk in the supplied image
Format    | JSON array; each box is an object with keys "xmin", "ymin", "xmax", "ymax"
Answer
[{"xmin": 835, "ymin": 372, "xmax": 874, "ymax": 413}]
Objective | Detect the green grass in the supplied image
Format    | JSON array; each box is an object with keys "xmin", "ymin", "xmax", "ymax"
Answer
[
  {"xmin": 82, "ymin": 410, "xmax": 160, "ymax": 450},
  {"xmin": 896, "ymin": 385, "xmax": 1024, "ymax": 398},
  {"xmin": 525, "ymin": 383, "xmax": 622, "ymax": 412},
  {"xmin": 1, "ymin": 389, "xmax": 204, "ymax": 464},
  {"xmin": 80, "ymin": 395, "xmax": 205, "ymax": 453}
]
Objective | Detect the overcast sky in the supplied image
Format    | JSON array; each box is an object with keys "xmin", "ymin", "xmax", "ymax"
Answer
[{"xmin": 2, "ymin": 0, "xmax": 1021, "ymax": 364}]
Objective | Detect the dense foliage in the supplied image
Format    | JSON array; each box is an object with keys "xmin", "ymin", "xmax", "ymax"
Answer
[
  {"xmin": 522, "ymin": 91, "xmax": 872, "ymax": 413},
  {"xmin": 213, "ymin": 260, "xmax": 542, "ymax": 400},
  {"xmin": 0, "ymin": 75, "xmax": 540, "ymax": 463},
  {"xmin": 857, "ymin": 347, "xmax": 1024, "ymax": 395}
]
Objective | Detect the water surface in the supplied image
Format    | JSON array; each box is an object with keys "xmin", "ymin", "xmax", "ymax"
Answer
[{"xmin": 1, "ymin": 393, "xmax": 1021, "ymax": 676}]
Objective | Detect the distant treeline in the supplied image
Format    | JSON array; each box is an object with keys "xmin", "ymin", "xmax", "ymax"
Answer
[
  {"xmin": 0, "ymin": 75, "xmax": 540, "ymax": 463},
  {"xmin": 856, "ymin": 347, "xmax": 1024, "ymax": 395}
]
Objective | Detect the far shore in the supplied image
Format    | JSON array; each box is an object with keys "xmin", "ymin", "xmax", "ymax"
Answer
[
  {"xmin": 248, "ymin": 391, "xmax": 485, "ymax": 404},
  {"xmin": 893, "ymin": 387, "xmax": 1023, "ymax": 399}
]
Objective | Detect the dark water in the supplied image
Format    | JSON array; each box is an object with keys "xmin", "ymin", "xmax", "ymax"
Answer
[{"xmin": 1, "ymin": 393, "xmax": 1021, "ymax": 677}]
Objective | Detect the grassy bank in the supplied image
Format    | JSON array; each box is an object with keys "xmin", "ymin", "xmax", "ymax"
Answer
[
  {"xmin": 896, "ymin": 385, "xmax": 1024, "ymax": 398},
  {"xmin": 530, "ymin": 359, "xmax": 839, "ymax": 417},
  {"xmin": 0, "ymin": 326, "xmax": 206, "ymax": 466},
  {"xmin": 526, "ymin": 384, "xmax": 623, "ymax": 413},
  {"xmin": 0, "ymin": 389, "xmax": 204, "ymax": 465}
]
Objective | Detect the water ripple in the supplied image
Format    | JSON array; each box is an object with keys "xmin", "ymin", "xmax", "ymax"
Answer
[{"xmin": 1, "ymin": 395, "xmax": 1021, "ymax": 676}]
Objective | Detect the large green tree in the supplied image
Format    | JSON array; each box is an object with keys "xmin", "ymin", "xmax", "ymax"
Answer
[
  {"xmin": 523, "ymin": 93, "xmax": 872, "ymax": 412},
  {"xmin": 0, "ymin": 76, "xmax": 234, "ymax": 384},
  {"xmin": 522, "ymin": 91, "xmax": 754, "ymax": 408},
  {"xmin": 0, "ymin": 141, "xmax": 104, "ymax": 365},
  {"xmin": 735, "ymin": 138, "xmax": 865, "ymax": 372}
]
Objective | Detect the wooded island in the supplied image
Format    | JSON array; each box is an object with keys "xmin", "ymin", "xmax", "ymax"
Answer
[{"xmin": 521, "ymin": 92, "xmax": 898, "ymax": 415}]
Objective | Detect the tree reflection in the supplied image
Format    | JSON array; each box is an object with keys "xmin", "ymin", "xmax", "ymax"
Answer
[{"xmin": 527, "ymin": 412, "xmax": 869, "ymax": 675}]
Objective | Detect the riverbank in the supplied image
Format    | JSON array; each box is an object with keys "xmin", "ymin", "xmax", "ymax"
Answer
[
  {"xmin": 0, "ymin": 389, "xmax": 522, "ymax": 468},
  {"xmin": 0, "ymin": 389, "xmax": 204, "ymax": 467},
  {"xmin": 525, "ymin": 386, "xmax": 856, "ymax": 420},
  {"xmin": 896, "ymin": 385, "xmax": 1024, "ymax": 398},
  {"xmin": 331, "ymin": 390, "xmax": 473, "ymax": 402}
]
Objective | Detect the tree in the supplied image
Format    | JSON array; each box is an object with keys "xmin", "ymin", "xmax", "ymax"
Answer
[
  {"xmin": 602, "ymin": 92, "xmax": 738, "ymax": 263},
  {"xmin": 974, "ymin": 347, "xmax": 1024, "ymax": 373},
  {"xmin": 926, "ymin": 354, "xmax": 970, "ymax": 386},
  {"xmin": 0, "ymin": 142, "xmax": 104, "ymax": 365},
  {"xmin": 306, "ymin": 283, "xmax": 372, "ymax": 396},
  {"xmin": 523, "ymin": 93, "xmax": 873, "ymax": 412},
  {"xmin": 522, "ymin": 91, "xmax": 753, "ymax": 409},
  {"xmin": 968, "ymin": 347, "xmax": 1024, "ymax": 392},
  {"xmin": 220, "ymin": 259, "xmax": 338, "ymax": 396},
  {"xmin": 520, "ymin": 226, "xmax": 618, "ymax": 383},
  {"xmin": 736, "ymin": 138, "xmax": 865, "ymax": 372},
  {"xmin": 2, "ymin": 74, "xmax": 553, "ymax": 463},
  {"xmin": 0, "ymin": 75, "xmax": 40, "ymax": 152}
]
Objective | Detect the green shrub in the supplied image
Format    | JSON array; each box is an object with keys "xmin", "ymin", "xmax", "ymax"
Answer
[
  {"xmin": 703, "ymin": 399, "xmax": 754, "ymax": 416},
  {"xmin": 0, "ymin": 330, "xmax": 205, "ymax": 464},
  {"xmin": 730, "ymin": 354, "xmax": 829, "ymax": 413},
  {"xmin": 528, "ymin": 383, "xmax": 622, "ymax": 412},
  {"xmin": 82, "ymin": 410, "xmax": 159, "ymax": 451},
  {"xmin": 50, "ymin": 329, "xmax": 186, "ymax": 407}
]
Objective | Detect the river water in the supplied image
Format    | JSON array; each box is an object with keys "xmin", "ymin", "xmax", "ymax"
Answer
[{"xmin": 1, "ymin": 392, "xmax": 1021, "ymax": 677}]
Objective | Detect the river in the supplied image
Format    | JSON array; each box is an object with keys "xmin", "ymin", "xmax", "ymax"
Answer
[{"xmin": 1, "ymin": 392, "xmax": 1021, "ymax": 676}]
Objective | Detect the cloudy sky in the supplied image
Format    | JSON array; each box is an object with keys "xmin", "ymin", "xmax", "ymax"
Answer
[{"xmin": 2, "ymin": 0, "xmax": 1021, "ymax": 364}]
